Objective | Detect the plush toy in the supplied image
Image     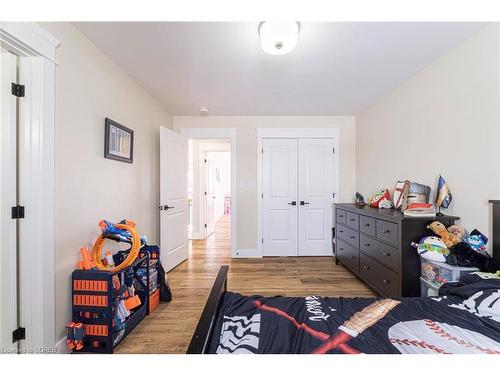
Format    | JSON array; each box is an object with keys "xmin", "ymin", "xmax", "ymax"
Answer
[
  {"xmin": 447, "ymin": 224, "xmax": 466, "ymax": 241},
  {"xmin": 427, "ymin": 221, "xmax": 461, "ymax": 248},
  {"xmin": 370, "ymin": 189, "xmax": 391, "ymax": 208},
  {"xmin": 378, "ymin": 198, "xmax": 394, "ymax": 209},
  {"xmin": 411, "ymin": 236, "xmax": 449, "ymax": 262}
]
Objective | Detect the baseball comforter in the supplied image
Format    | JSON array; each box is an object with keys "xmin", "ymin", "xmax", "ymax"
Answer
[{"xmin": 207, "ymin": 273, "xmax": 500, "ymax": 354}]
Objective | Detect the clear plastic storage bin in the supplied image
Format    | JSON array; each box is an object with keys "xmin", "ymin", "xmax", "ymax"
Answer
[
  {"xmin": 420, "ymin": 258, "xmax": 478, "ymax": 286},
  {"xmin": 420, "ymin": 277, "xmax": 440, "ymax": 297}
]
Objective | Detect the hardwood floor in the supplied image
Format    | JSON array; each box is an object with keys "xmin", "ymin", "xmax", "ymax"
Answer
[{"xmin": 116, "ymin": 215, "xmax": 375, "ymax": 353}]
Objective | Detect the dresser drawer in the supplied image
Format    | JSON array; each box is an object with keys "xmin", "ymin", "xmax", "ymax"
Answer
[
  {"xmin": 359, "ymin": 253, "xmax": 398, "ymax": 297},
  {"xmin": 359, "ymin": 234, "xmax": 399, "ymax": 271},
  {"xmin": 376, "ymin": 220, "xmax": 398, "ymax": 246},
  {"xmin": 337, "ymin": 224, "xmax": 359, "ymax": 248},
  {"xmin": 345, "ymin": 212, "xmax": 359, "ymax": 230},
  {"xmin": 359, "ymin": 215, "xmax": 376, "ymax": 236},
  {"xmin": 336, "ymin": 209, "xmax": 347, "ymax": 225},
  {"xmin": 336, "ymin": 240, "xmax": 359, "ymax": 273}
]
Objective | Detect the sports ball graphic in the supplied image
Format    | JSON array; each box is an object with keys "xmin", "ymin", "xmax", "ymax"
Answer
[{"xmin": 388, "ymin": 319, "xmax": 500, "ymax": 354}]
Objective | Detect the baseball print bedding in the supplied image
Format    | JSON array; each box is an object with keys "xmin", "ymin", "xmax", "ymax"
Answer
[{"xmin": 208, "ymin": 273, "xmax": 500, "ymax": 354}]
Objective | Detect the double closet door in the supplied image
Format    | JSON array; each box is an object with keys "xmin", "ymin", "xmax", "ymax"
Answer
[{"xmin": 262, "ymin": 138, "xmax": 336, "ymax": 256}]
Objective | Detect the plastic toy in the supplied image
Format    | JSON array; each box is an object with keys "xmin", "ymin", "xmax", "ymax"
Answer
[
  {"xmin": 354, "ymin": 192, "xmax": 366, "ymax": 206},
  {"xmin": 402, "ymin": 182, "xmax": 431, "ymax": 211},
  {"xmin": 77, "ymin": 247, "xmax": 96, "ymax": 270},
  {"xmin": 447, "ymin": 224, "xmax": 466, "ymax": 241},
  {"xmin": 92, "ymin": 219, "xmax": 141, "ymax": 273},
  {"xmin": 421, "ymin": 262, "xmax": 437, "ymax": 281},
  {"xmin": 105, "ymin": 250, "xmax": 115, "ymax": 269},
  {"xmin": 427, "ymin": 221, "xmax": 461, "ymax": 248},
  {"xmin": 369, "ymin": 189, "xmax": 390, "ymax": 208},
  {"xmin": 65, "ymin": 321, "xmax": 86, "ymax": 351},
  {"xmin": 411, "ymin": 236, "xmax": 449, "ymax": 262}
]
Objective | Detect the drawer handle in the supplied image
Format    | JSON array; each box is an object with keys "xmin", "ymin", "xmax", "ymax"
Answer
[
  {"xmin": 382, "ymin": 279, "xmax": 390, "ymax": 284},
  {"xmin": 338, "ymin": 215, "xmax": 344, "ymax": 218},
  {"xmin": 383, "ymin": 229, "xmax": 391, "ymax": 234},
  {"xmin": 364, "ymin": 243, "xmax": 370, "ymax": 247},
  {"xmin": 338, "ymin": 248, "xmax": 344, "ymax": 252},
  {"xmin": 349, "ymin": 236, "xmax": 356, "ymax": 239},
  {"xmin": 350, "ymin": 218, "xmax": 356, "ymax": 222},
  {"xmin": 339, "ymin": 230, "xmax": 344, "ymax": 233},
  {"xmin": 362, "ymin": 265, "xmax": 370, "ymax": 270},
  {"xmin": 382, "ymin": 252, "xmax": 390, "ymax": 257},
  {"xmin": 364, "ymin": 223, "xmax": 370, "ymax": 227}
]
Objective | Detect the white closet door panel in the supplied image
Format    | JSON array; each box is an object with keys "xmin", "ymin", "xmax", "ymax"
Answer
[
  {"xmin": 298, "ymin": 138, "xmax": 334, "ymax": 256},
  {"xmin": 262, "ymin": 138, "xmax": 298, "ymax": 256}
]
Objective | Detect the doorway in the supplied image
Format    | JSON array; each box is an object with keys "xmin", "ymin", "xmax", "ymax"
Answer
[{"xmin": 188, "ymin": 139, "xmax": 232, "ymax": 248}]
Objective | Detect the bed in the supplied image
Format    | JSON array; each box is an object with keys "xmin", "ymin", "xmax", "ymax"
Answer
[
  {"xmin": 187, "ymin": 266, "xmax": 500, "ymax": 354},
  {"xmin": 187, "ymin": 201, "xmax": 500, "ymax": 354}
]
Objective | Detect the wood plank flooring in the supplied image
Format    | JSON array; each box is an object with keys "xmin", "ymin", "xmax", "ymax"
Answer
[{"xmin": 116, "ymin": 215, "xmax": 375, "ymax": 353}]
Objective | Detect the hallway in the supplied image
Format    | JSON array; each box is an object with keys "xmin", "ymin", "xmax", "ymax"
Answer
[{"xmin": 116, "ymin": 214, "xmax": 374, "ymax": 353}]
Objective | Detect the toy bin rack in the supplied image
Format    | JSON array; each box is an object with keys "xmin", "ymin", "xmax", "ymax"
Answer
[{"xmin": 71, "ymin": 251, "xmax": 150, "ymax": 353}]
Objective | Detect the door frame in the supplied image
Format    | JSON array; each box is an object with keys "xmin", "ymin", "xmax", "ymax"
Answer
[
  {"xmin": 257, "ymin": 128, "xmax": 340, "ymax": 258},
  {"xmin": 0, "ymin": 23, "xmax": 59, "ymax": 352},
  {"xmin": 179, "ymin": 128, "xmax": 237, "ymax": 257}
]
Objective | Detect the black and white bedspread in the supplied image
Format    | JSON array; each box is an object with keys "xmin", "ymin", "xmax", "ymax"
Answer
[{"xmin": 208, "ymin": 273, "xmax": 500, "ymax": 354}]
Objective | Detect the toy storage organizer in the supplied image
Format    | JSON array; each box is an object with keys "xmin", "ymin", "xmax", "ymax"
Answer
[{"xmin": 71, "ymin": 245, "xmax": 160, "ymax": 353}]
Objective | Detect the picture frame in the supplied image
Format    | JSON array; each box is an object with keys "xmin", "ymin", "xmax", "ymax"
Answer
[{"xmin": 104, "ymin": 118, "xmax": 134, "ymax": 163}]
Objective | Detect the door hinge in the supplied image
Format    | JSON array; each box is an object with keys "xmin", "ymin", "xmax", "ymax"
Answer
[
  {"xmin": 261, "ymin": 238, "xmax": 264, "ymax": 244},
  {"xmin": 12, "ymin": 327, "xmax": 25, "ymax": 343},
  {"xmin": 204, "ymin": 191, "xmax": 207, "ymax": 196},
  {"xmin": 204, "ymin": 159, "xmax": 207, "ymax": 163},
  {"xmin": 204, "ymin": 224, "xmax": 207, "ymax": 228},
  {"xmin": 332, "ymin": 193, "xmax": 336, "ymax": 198},
  {"xmin": 261, "ymin": 193, "xmax": 263, "ymax": 199},
  {"xmin": 11, "ymin": 83, "xmax": 25, "ymax": 98},
  {"xmin": 332, "ymin": 147, "xmax": 335, "ymax": 155},
  {"xmin": 261, "ymin": 148, "xmax": 263, "ymax": 154},
  {"xmin": 11, "ymin": 205, "xmax": 25, "ymax": 219}
]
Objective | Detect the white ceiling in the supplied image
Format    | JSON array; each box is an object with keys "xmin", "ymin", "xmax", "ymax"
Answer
[{"xmin": 74, "ymin": 22, "xmax": 487, "ymax": 116}]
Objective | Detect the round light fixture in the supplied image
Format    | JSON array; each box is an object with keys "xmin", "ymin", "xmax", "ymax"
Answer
[{"xmin": 259, "ymin": 21, "xmax": 300, "ymax": 55}]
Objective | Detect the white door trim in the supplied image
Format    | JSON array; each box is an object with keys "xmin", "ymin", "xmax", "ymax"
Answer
[
  {"xmin": 257, "ymin": 128, "xmax": 339, "ymax": 258},
  {"xmin": 0, "ymin": 22, "xmax": 59, "ymax": 352},
  {"xmin": 179, "ymin": 128, "xmax": 238, "ymax": 258}
]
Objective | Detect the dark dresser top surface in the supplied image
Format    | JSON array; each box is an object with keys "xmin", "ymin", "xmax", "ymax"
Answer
[{"xmin": 335, "ymin": 203, "xmax": 460, "ymax": 222}]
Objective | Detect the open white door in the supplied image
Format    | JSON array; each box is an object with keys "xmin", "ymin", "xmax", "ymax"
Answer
[
  {"xmin": 160, "ymin": 127, "xmax": 188, "ymax": 272},
  {"xmin": 0, "ymin": 49, "xmax": 19, "ymax": 353},
  {"xmin": 205, "ymin": 157, "xmax": 216, "ymax": 237},
  {"xmin": 298, "ymin": 138, "xmax": 335, "ymax": 256}
]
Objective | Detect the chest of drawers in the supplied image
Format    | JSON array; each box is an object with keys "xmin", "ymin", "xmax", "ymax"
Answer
[{"xmin": 334, "ymin": 204, "xmax": 459, "ymax": 298}]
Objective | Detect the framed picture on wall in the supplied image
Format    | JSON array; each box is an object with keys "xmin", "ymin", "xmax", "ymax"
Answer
[{"xmin": 104, "ymin": 118, "xmax": 134, "ymax": 163}]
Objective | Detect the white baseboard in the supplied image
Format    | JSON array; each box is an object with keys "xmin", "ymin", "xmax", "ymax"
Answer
[
  {"xmin": 189, "ymin": 232, "xmax": 204, "ymax": 240},
  {"xmin": 55, "ymin": 336, "xmax": 70, "ymax": 354},
  {"xmin": 233, "ymin": 248, "xmax": 262, "ymax": 258}
]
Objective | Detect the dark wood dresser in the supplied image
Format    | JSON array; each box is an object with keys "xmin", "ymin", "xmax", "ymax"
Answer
[{"xmin": 335, "ymin": 204, "xmax": 459, "ymax": 298}]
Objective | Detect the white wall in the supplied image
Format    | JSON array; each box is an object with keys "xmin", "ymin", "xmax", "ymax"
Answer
[
  {"xmin": 40, "ymin": 23, "xmax": 172, "ymax": 343},
  {"xmin": 356, "ymin": 24, "xmax": 500, "ymax": 244},
  {"xmin": 174, "ymin": 116, "xmax": 356, "ymax": 252},
  {"xmin": 207, "ymin": 151, "xmax": 231, "ymax": 221}
]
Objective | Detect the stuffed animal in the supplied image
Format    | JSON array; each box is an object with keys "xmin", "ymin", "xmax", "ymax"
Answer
[
  {"xmin": 427, "ymin": 221, "xmax": 461, "ymax": 248},
  {"xmin": 369, "ymin": 189, "xmax": 391, "ymax": 208},
  {"xmin": 378, "ymin": 198, "xmax": 394, "ymax": 209},
  {"xmin": 411, "ymin": 236, "xmax": 449, "ymax": 262},
  {"xmin": 447, "ymin": 224, "xmax": 466, "ymax": 241}
]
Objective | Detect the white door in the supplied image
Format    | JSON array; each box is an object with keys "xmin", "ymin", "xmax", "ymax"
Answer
[
  {"xmin": 160, "ymin": 127, "xmax": 188, "ymax": 272},
  {"xmin": 298, "ymin": 139, "xmax": 335, "ymax": 256},
  {"xmin": 0, "ymin": 49, "xmax": 19, "ymax": 352},
  {"xmin": 205, "ymin": 157, "xmax": 216, "ymax": 237},
  {"xmin": 262, "ymin": 139, "xmax": 298, "ymax": 256}
]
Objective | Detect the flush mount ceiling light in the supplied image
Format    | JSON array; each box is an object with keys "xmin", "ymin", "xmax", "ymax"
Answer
[{"xmin": 259, "ymin": 21, "xmax": 300, "ymax": 55}]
